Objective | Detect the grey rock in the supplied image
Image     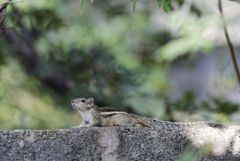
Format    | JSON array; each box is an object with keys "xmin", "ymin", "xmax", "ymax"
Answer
[{"xmin": 0, "ymin": 119, "xmax": 240, "ymax": 161}]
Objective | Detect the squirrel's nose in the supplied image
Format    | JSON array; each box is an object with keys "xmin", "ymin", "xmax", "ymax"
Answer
[{"xmin": 71, "ymin": 100, "xmax": 75, "ymax": 104}]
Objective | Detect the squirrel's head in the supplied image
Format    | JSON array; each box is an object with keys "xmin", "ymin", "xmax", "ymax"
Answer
[{"xmin": 71, "ymin": 97, "xmax": 95, "ymax": 111}]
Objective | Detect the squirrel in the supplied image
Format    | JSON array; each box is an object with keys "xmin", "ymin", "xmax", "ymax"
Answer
[{"xmin": 71, "ymin": 97, "xmax": 151, "ymax": 128}]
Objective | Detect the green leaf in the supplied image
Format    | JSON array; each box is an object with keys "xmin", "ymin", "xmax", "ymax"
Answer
[
  {"xmin": 131, "ymin": 0, "xmax": 137, "ymax": 12},
  {"xmin": 157, "ymin": 0, "xmax": 173, "ymax": 12},
  {"xmin": 80, "ymin": 0, "xmax": 85, "ymax": 9}
]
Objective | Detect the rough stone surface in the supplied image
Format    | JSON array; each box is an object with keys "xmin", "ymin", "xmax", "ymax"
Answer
[{"xmin": 1, "ymin": 119, "xmax": 240, "ymax": 161}]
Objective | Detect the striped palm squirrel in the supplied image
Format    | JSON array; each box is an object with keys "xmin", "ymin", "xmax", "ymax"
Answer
[{"xmin": 71, "ymin": 97, "xmax": 151, "ymax": 128}]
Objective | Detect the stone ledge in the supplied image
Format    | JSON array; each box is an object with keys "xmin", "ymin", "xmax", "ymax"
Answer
[{"xmin": 0, "ymin": 120, "xmax": 240, "ymax": 161}]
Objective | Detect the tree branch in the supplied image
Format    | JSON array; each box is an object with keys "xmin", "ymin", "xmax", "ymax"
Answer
[
  {"xmin": 0, "ymin": 0, "xmax": 10, "ymax": 33},
  {"xmin": 2, "ymin": 5, "xmax": 74, "ymax": 94},
  {"xmin": 218, "ymin": 0, "xmax": 240, "ymax": 87}
]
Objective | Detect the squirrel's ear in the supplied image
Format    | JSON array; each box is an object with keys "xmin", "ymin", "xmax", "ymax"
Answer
[{"xmin": 87, "ymin": 97, "xmax": 94, "ymax": 106}]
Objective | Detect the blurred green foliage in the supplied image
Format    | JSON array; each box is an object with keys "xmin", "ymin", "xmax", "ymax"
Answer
[
  {"xmin": 0, "ymin": 0, "xmax": 238, "ymax": 129},
  {"xmin": 177, "ymin": 150, "xmax": 198, "ymax": 161},
  {"xmin": 157, "ymin": 0, "xmax": 173, "ymax": 12},
  {"xmin": 0, "ymin": 58, "xmax": 73, "ymax": 129},
  {"xmin": 177, "ymin": 143, "xmax": 213, "ymax": 161}
]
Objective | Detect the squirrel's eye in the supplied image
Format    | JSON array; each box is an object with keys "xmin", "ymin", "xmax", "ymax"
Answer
[{"xmin": 81, "ymin": 100, "xmax": 85, "ymax": 103}]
